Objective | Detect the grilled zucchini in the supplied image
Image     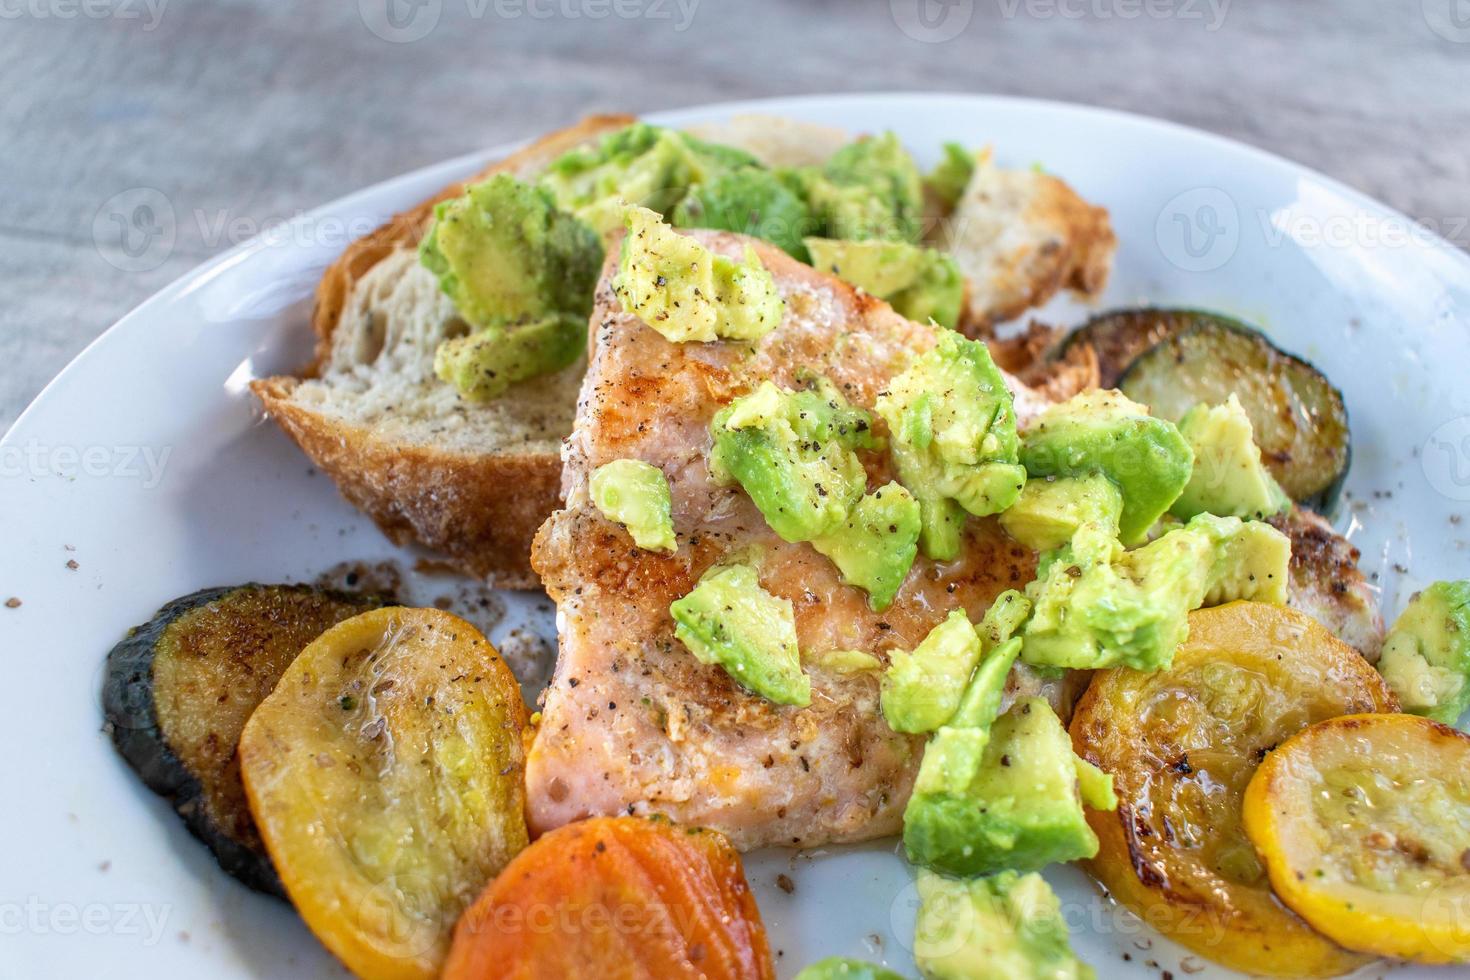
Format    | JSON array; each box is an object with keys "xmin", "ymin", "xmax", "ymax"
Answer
[
  {"xmin": 102, "ymin": 584, "xmax": 381, "ymax": 896},
  {"xmin": 1118, "ymin": 317, "xmax": 1350, "ymax": 508}
]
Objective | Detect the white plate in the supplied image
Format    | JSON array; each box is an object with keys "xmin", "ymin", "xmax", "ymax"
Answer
[{"xmin": 3, "ymin": 93, "xmax": 1468, "ymax": 979}]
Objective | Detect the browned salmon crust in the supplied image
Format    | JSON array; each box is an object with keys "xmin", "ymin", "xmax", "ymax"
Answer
[{"xmin": 527, "ymin": 233, "xmax": 1042, "ymax": 849}]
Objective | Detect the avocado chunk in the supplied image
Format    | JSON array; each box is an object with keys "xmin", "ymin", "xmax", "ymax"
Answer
[
  {"xmin": 814, "ymin": 649, "xmax": 884, "ymax": 674},
  {"xmin": 909, "ymin": 698, "xmax": 1102, "ymax": 877},
  {"xmin": 903, "ymin": 593, "xmax": 1030, "ymax": 831},
  {"xmin": 999, "ymin": 474, "xmax": 1124, "ymax": 552},
  {"xmin": 539, "ymin": 122, "xmax": 759, "ymax": 235},
  {"xmin": 1377, "ymin": 580, "xmax": 1470, "ymax": 723},
  {"xmin": 420, "ymin": 174, "xmax": 603, "ymax": 327},
  {"xmin": 1018, "ymin": 390, "xmax": 1193, "ymax": 544},
  {"xmin": 924, "ymin": 142, "xmax": 980, "ymax": 213},
  {"xmin": 782, "ymin": 132, "xmax": 925, "ymax": 242},
  {"xmin": 1020, "ymin": 514, "xmax": 1290, "ymax": 672},
  {"xmin": 1171, "ymin": 394, "xmax": 1291, "ymax": 521},
  {"xmin": 670, "ymin": 563, "xmax": 809, "ymax": 706},
  {"xmin": 710, "ymin": 380, "xmax": 876, "ymax": 542},
  {"xmin": 881, "ymin": 610, "xmax": 983, "ymax": 734},
  {"xmin": 792, "ymin": 958, "xmax": 904, "ymax": 980},
  {"xmin": 614, "ymin": 207, "xmax": 784, "ymax": 343},
  {"xmin": 914, "ymin": 869, "xmax": 1096, "ymax": 980},
  {"xmin": 811, "ymin": 482, "xmax": 922, "ymax": 611},
  {"xmin": 672, "ymin": 168, "xmax": 813, "ymax": 260},
  {"xmin": 432, "ymin": 313, "xmax": 586, "ymax": 402},
  {"xmin": 589, "ymin": 459, "xmax": 676, "ymax": 553},
  {"xmin": 804, "ymin": 237, "xmax": 964, "ymax": 328},
  {"xmin": 876, "ymin": 330, "xmax": 1027, "ymax": 561}
]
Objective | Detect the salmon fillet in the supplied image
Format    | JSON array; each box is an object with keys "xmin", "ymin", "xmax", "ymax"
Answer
[
  {"xmin": 527, "ymin": 233, "xmax": 1044, "ymax": 849},
  {"xmin": 526, "ymin": 231, "xmax": 1382, "ymax": 849}
]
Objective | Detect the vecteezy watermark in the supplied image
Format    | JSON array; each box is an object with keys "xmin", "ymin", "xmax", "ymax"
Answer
[
  {"xmin": 1422, "ymin": 417, "xmax": 1470, "ymax": 503},
  {"xmin": 359, "ymin": 0, "xmax": 700, "ymax": 43},
  {"xmin": 890, "ymin": 0, "xmax": 975, "ymax": 42},
  {"xmin": 1260, "ymin": 207, "xmax": 1470, "ymax": 252},
  {"xmin": 0, "ymin": 441, "xmax": 172, "ymax": 490},
  {"xmin": 0, "ymin": 898, "xmax": 171, "ymax": 944},
  {"xmin": 93, "ymin": 187, "xmax": 176, "ymax": 274},
  {"xmin": 0, "ymin": 0, "xmax": 167, "ymax": 29},
  {"xmin": 995, "ymin": 0, "xmax": 1229, "ymax": 30},
  {"xmin": 1423, "ymin": 0, "xmax": 1470, "ymax": 42},
  {"xmin": 1155, "ymin": 187, "xmax": 1240, "ymax": 272}
]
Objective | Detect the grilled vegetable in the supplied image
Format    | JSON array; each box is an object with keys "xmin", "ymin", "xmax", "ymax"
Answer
[
  {"xmin": 1118, "ymin": 317, "xmax": 1350, "ymax": 508},
  {"xmin": 442, "ymin": 816, "xmax": 775, "ymax": 980},
  {"xmin": 1056, "ymin": 307, "xmax": 1212, "ymax": 388},
  {"xmin": 1069, "ymin": 602, "xmax": 1395, "ymax": 977},
  {"xmin": 1244, "ymin": 712, "xmax": 1470, "ymax": 964},
  {"xmin": 240, "ymin": 607, "xmax": 528, "ymax": 980},
  {"xmin": 101, "ymin": 584, "xmax": 380, "ymax": 897}
]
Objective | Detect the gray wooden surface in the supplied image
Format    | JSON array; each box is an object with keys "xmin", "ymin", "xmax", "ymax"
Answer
[{"xmin": 3, "ymin": 0, "xmax": 1467, "ymax": 431}]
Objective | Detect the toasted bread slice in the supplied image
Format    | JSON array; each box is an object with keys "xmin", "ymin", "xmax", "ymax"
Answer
[
  {"xmin": 942, "ymin": 158, "xmax": 1116, "ymax": 330},
  {"xmin": 251, "ymin": 115, "xmax": 633, "ymax": 588}
]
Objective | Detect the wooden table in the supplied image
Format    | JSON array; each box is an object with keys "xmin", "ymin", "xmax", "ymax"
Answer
[{"xmin": 3, "ymin": 0, "xmax": 1467, "ymax": 428}]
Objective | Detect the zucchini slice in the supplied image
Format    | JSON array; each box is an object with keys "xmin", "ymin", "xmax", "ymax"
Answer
[
  {"xmin": 102, "ymin": 584, "xmax": 381, "ymax": 897},
  {"xmin": 1118, "ymin": 318, "xmax": 1350, "ymax": 508},
  {"xmin": 1056, "ymin": 307, "xmax": 1214, "ymax": 388},
  {"xmin": 239, "ymin": 607, "xmax": 529, "ymax": 980}
]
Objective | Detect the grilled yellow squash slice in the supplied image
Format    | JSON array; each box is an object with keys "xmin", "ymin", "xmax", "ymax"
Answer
[
  {"xmin": 1069, "ymin": 601, "xmax": 1394, "ymax": 977},
  {"xmin": 1244, "ymin": 712, "xmax": 1470, "ymax": 964},
  {"xmin": 240, "ymin": 607, "xmax": 528, "ymax": 980}
]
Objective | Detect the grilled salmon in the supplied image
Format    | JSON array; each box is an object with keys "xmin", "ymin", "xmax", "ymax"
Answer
[{"xmin": 526, "ymin": 231, "xmax": 1381, "ymax": 849}]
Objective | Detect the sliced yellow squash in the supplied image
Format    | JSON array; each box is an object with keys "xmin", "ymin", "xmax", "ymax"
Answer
[
  {"xmin": 1069, "ymin": 601, "xmax": 1393, "ymax": 977},
  {"xmin": 1244, "ymin": 712, "xmax": 1470, "ymax": 964},
  {"xmin": 240, "ymin": 607, "xmax": 528, "ymax": 980}
]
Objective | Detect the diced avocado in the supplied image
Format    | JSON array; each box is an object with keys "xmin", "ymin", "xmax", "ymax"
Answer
[
  {"xmin": 909, "ymin": 698, "xmax": 1100, "ymax": 877},
  {"xmin": 882, "ymin": 611, "xmax": 983, "ymax": 734},
  {"xmin": 614, "ymin": 207, "xmax": 784, "ymax": 343},
  {"xmin": 976, "ymin": 590, "xmax": 1033, "ymax": 651},
  {"xmin": 1074, "ymin": 756, "xmax": 1116, "ymax": 811},
  {"xmin": 814, "ymin": 649, "xmax": 884, "ymax": 674},
  {"xmin": 876, "ymin": 330, "xmax": 1027, "ymax": 561},
  {"xmin": 820, "ymin": 133, "xmax": 925, "ymax": 241},
  {"xmin": 812, "ymin": 482, "xmax": 922, "ymax": 611},
  {"xmin": 670, "ymin": 563, "xmax": 809, "ymax": 706},
  {"xmin": 1018, "ymin": 390, "xmax": 1194, "ymax": 544},
  {"xmin": 1020, "ymin": 514, "xmax": 1290, "ymax": 672},
  {"xmin": 924, "ymin": 142, "xmax": 979, "ymax": 213},
  {"xmin": 1377, "ymin": 580, "xmax": 1470, "ymax": 723},
  {"xmin": 914, "ymin": 869, "xmax": 1096, "ymax": 980},
  {"xmin": 804, "ymin": 237, "xmax": 964, "ymax": 328},
  {"xmin": 792, "ymin": 958, "xmax": 905, "ymax": 980},
  {"xmin": 1195, "ymin": 513, "xmax": 1291, "ymax": 606},
  {"xmin": 1171, "ymin": 394, "xmax": 1291, "ymax": 521},
  {"xmin": 420, "ymin": 174, "xmax": 603, "ymax": 327},
  {"xmin": 589, "ymin": 459, "xmax": 676, "ymax": 553},
  {"xmin": 781, "ymin": 132, "xmax": 925, "ymax": 243},
  {"xmin": 709, "ymin": 380, "xmax": 875, "ymax": 542},
  {"xmin": 672, "ymin": 168, "xmax": 813, "ymax": 260},
  {"xmin": 539, "ymin": 122, "xmax": 758, "ymax": 235},
  {"xmin": 999, "ymin": 474, "xmax": 1124, "ymax": 551},
  {"xmin": 432, "ymin": 313, "xmax": 585, "ymax": 402},
  {"xmin": 908, "ymin": 637, "xmax": 1021, "ymax": 802}
]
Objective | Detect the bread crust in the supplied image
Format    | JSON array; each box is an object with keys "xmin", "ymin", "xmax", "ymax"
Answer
[{"xmin": 252, "ymin": 115, "xmax": 633, "ymax": 587}]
